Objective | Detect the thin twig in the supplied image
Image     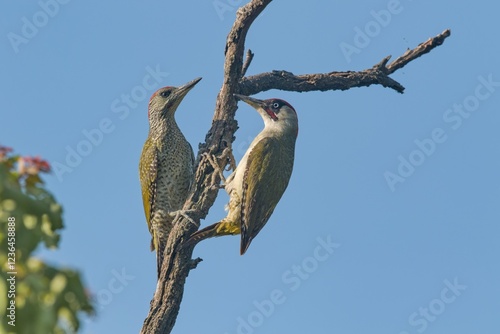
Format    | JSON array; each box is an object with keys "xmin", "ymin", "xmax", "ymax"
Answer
[
  {"xmin": 241, "ymin": 49, "xmax": 255, "ymax": 77},
  {"xmin": 387, "ymin": 29, "xmax": 451, "ymax": 74}
]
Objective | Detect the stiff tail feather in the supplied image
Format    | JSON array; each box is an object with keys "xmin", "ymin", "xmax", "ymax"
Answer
[
  {"xmin": 186, "ymin": 219, "xmax": 241, "ymax": 251},
  {"xmin": 240, "ymin": 229, "xmax": 253, "ymax": 256},
  {"xmin": 186, "ymin": 223, "xmax": 219, "ymax": 247},
  {"xmin": 154, "ymin": 234, "xmax": 166, "ymax": 279}
]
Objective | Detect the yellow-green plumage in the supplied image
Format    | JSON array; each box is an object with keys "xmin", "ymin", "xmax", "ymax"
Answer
[
  {"xmin": 188, "ymin": 95, "xmax": 298, "ymax": 254},
  {"xmin": 139, "ymin": 138, "xmax": 161, "ymax": 251},
  {"xmin": 139, "ymin": 78, "xmax": 200, "ymax": 277}
]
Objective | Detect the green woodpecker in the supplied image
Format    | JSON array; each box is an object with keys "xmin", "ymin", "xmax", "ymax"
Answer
[
  {"xmin": 139, "ymin": 77, "xmax": 201, "ymax": 276},
  {"xmin": 188, "ymin": 94, "xmax": 298, "ymax": 254}
]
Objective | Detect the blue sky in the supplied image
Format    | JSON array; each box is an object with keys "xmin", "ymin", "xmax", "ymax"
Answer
[{"xmin": 1, "ymin": 1, "xmax": 499, "ymax": 333}]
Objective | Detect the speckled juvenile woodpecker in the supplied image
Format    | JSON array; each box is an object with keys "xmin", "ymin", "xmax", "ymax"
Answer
[
  {"xmin": 139, "ymin": 77, "xmax": 201, "ymax": 276},
  {"xmin": 188, "ymin": 94, "xmax": 298, "ymax": 254}
]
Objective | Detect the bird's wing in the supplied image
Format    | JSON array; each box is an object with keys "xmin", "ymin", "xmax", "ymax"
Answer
[
  {"xmin": 139, "ymin": 144, "xmax": 159, "ymax": 237},
  {"xmin": 240, "ymin": 137, "xmax": 294, "ymax": 254},
  {"xmin": 188, "ymin": 142, "xmax": 196, "ymax": 191}
]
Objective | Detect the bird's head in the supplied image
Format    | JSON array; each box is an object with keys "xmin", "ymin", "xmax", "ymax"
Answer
[
  {"xmin": 234, "ymin": 94, "xmax": 298, "ymax": 136},
  {"xmin": 148, "ymin": 77, "xmax": 202, "ymax": 125}
]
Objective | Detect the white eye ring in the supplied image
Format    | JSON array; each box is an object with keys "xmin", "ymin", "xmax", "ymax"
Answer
[{"xmin": 272, "ymin": 102, "xmax": 280, "ymax": 109}]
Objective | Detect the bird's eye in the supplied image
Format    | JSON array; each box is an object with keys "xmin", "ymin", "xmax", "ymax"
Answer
[
  {"xmin": 160, "ymin": 90, "xmax": 171, "ymax": 98},
  {"xmin": 272, "ymin": 102, "xmax": 280, "ymax": 110}
]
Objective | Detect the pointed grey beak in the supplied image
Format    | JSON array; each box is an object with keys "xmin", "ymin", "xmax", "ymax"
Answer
[
  {"xmin": 234, "ymin": 94, "xmax": 266, "ymax": 109},
  {"xmin": 178, "ymin": 77, "xmax": 202, "ymax": 96},
  {"xmin": 234, "ymin": 94, "xmax": 278, "ymax": 121}
]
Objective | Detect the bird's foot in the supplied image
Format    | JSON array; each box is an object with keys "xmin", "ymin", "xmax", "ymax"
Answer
[
  {"xmin": 170, "ymin": 209, "xmax": 197, "ymax": 227},
  {"xmin": 202, "ymin": 148, "xmax": 236, "ymax": 188},
  {"xmin": 221, "ymin": 147, "xmax": 237, "ymax": 172},
  {"xmin": 203, "ymin": 152, "xmax": 226, "ymax": 184}
]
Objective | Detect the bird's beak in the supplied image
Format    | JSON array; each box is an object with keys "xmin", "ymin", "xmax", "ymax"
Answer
[
  {"xmin": 168, "ymin": 77, "xmax": 202, "ymax": 110},
  {"xmin": 233, "ymin": 94, "xmax": 278, "ymax": 121},
  {"xmin": 177, "ymin": 77, "xmax": 202, "ymax": 98}
]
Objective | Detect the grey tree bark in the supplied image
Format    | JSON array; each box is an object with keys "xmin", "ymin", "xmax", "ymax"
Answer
[{"xmin": 140, "ymin": 1, "xmax": 451, "ymax": 333}]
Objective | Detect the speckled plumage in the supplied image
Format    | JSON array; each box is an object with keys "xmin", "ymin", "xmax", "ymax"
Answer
[
  {"xmin": 188, "ymin": 95, "xmax": 298, "ymax": 254},
  {"xmin": 139, "ymin": 78, "xmax": 200, "ymax": 277}
]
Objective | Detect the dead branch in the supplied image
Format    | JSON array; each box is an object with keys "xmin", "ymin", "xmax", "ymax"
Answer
[
  {"xmin": 239, "ymin": 29, "xmax": 451, "ymax": 95},
  {"xmin": 386, "ymin": 29, "xmax": 451, "ymax": 74},
  {"xmin": 239, "ymin": 67, "xmax": 406, "ymax": 94}
]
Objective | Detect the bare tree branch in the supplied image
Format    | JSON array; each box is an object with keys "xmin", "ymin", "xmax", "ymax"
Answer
[
  {"xmin": 141, "ymin": 2, "xmax": 450, "ymax": 332},
  {"xmin": 386, "ymin": 29, "xmax": 451, "ymax": 74},
  {"xmin": 239, "ymin": 67, "xmax": 406, "ymax": 94},
  {"xmin": 239, "ymin": 29, "xmax": 451, "ymax": 95}
]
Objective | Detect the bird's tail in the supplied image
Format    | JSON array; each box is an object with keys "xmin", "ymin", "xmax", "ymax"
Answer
[
  {"xmin": 186, "ymin": 222, "xmax": 220, "ymax": 247},
  {"xmin": 240, "ymin": 232, "xmax": 253, "ymax": 256},
  {"xmin": 186, "ymin": 219, "xmax": 240, "ymax": 248},
  {"xmin": 154, "ymin": 234, "xmax": 166, "ymax": 279}
]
